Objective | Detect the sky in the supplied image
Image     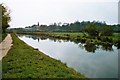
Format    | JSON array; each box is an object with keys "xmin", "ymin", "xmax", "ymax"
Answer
[{"xmin": 0, "ymin": 0, "xmax": 119, "ymax": 28}]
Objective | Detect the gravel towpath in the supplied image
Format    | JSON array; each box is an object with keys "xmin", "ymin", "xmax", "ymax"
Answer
[{"xmin": 0, "ymin": 34, "xmax": 13, "ymax": 60}]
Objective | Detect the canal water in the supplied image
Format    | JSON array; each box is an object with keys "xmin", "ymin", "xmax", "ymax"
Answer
[{"xmin": 18, "ymin": 34, "xmax": 118, "ymax": 78}]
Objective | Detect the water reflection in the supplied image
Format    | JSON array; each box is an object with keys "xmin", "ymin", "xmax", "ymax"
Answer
[
  {"xmin": 18, "ymin": 34, "xmax": 115, "ymax": 53},
  {"xmin": 18, "ymin": 34, "xmax": 118, "ymax": 78},
  {"xmin": 101, "ymin": 44, "xmax": 113, "ymax": 51},
  {"xmin": 84, "ymin": 44, "xmax": 96, "ymax": 53}
]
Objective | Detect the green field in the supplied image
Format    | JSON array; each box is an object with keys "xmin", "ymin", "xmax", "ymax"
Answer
[
  {"xmin": 2, "ymin": 34, "xmax": 85, "ymax": 78},
  {"xmin": 18, "ymin": 32, "xmax": 120, "ymax": 49},
  {"xmin": 49, "ymin": 32, "xmax": 120, "ymax": 39},
  {"xmin": 20, "ymin": 32, "xmax": 120, "ymax": 40},
  {"xmin": 112, "ymin": 33, "xmax": 120, "ymax": 41},
  {"xmin": 49, "ymin": 32, "xmax": 84, "ymax": 39}
]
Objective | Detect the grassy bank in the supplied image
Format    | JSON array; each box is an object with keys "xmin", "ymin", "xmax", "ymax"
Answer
[{"xmin": 2, "ymin": 33, "xmax": 85, "ymax": 78}]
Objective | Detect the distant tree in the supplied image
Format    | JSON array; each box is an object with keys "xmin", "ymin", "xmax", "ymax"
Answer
[
  {"xmin": 57, "ymin": 22, "xmax": 62, "ymax": 26},
  {"xmin": 85, "ymin": 23, "xmax": 99, "ymax": 37},
  {"xmin": 1, "ymin": 4, "xmax": 11, "ymax": 33}
]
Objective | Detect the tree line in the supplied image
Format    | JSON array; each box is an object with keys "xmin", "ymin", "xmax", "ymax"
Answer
[
  {"xmin": 9, "ymin": 21, "xmax": 120, "ymax": 36},
  {"xmin": 0, "ymin": 3, "xmax": 11, "ymax": 33},
  {"xmin": 24, "ymin": 21, "xmax": 120, "ymax": 33}
]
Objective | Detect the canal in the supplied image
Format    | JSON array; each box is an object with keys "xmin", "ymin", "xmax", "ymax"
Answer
[{"xmin": 18, "ymin": 34, "xmax": 118, "ymax": 78}]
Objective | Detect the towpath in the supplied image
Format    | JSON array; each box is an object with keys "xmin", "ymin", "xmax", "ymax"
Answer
[{"xmin": 0, "ymin": 34, "xmax": 13, "ymax": 60}]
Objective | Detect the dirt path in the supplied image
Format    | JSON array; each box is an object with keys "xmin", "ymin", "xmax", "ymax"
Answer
[{"xmin": 0, "ymin": 34, "xmax": 13, "ymax": 60}]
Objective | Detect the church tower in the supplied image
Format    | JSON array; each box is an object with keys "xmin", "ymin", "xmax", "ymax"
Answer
[{"xmin": 38, "ymin": 22, "xmax": 39, "ymax": 26}]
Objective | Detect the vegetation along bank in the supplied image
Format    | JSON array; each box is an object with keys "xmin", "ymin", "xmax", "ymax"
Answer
[
  {"xmin": 17, "ymin": 32, "xmax": 120, "ymax": 50},
  {"xmin": 2, "ymin": 33, "xmax": 85, "ymax": 78}
]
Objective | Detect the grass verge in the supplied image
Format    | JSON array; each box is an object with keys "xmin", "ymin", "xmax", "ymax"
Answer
[
  {"xmin": 2, "ymin": 33, "xmax": 85, "ymax": 78},
  {"xmin": 0, "ymin": 33, "xmax": 7, "ymax": 43}
]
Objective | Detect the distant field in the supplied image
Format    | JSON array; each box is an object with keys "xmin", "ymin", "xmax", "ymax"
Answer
[
  {"xmin": 113, "ymin": 33, "xmax": 120, "ymax": 38},
  {"xmin": 50, "ymin": 32, "xmax": 120, "ymax": 39},
  {"xmin": 111, "ymin": 33, "xmax": 120, "ymax": 41},
  {"xmin": 18, "ymin": 32, "xmax": 120, "ymax": 42},
  {"xmin": 49, "ymin": 32, "xmax": 84, "ymax": 38}
]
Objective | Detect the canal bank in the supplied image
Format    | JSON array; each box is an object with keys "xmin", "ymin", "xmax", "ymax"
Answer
[
  {"xmin": 2, "ymin": 34, "xmax": 85, "ymax": 78},
  {"xmin": 18, "ymin": 34, "xmax": 118, "ymax": 78},
  {"xmin": 17, "ymin": 32, "xmax": 120, "ymax": 49}
]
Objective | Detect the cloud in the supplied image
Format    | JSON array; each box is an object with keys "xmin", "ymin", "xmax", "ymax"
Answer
[{"xmin": 0, "ymin": 0, "xmax": 118, "ymax": 28}]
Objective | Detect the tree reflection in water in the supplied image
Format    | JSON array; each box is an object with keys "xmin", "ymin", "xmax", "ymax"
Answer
[
  {"xmin": 84, "ymin": 44, "xmax": 96, "ymax": 53},
  {"xmin": 18, "ymin": 34, "xmax": 114, "ymax": 53},
  {"xmin": 79, "ymin": 41, "xmax": 113, "ymax": 53},
  {"xmin": 101, "ymin": 43, "xmax": 113, "ymax": 51}
]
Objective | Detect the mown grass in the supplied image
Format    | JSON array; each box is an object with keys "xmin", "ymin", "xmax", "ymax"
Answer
[
  {"xmin": 2, "ymin": 33, "xmax": 85, "ymax": 78},
  {"xmin": 49, "ymin": 32, "xmax": 84, "ymax": 38}
]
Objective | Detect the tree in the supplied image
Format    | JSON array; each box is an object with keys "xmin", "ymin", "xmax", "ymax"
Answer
[
  {"xmin": 0, "ymin": 3, "xmax": 11, "ymax": 33},
  {"xmin": 85, "ymin": 23, "xmax": 99, "ymax": 37}
]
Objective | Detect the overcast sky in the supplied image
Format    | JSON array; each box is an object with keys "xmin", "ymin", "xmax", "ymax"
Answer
[{"xmin": 0, "ymin": 0, "xmax": 119, "ymax": 28}]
